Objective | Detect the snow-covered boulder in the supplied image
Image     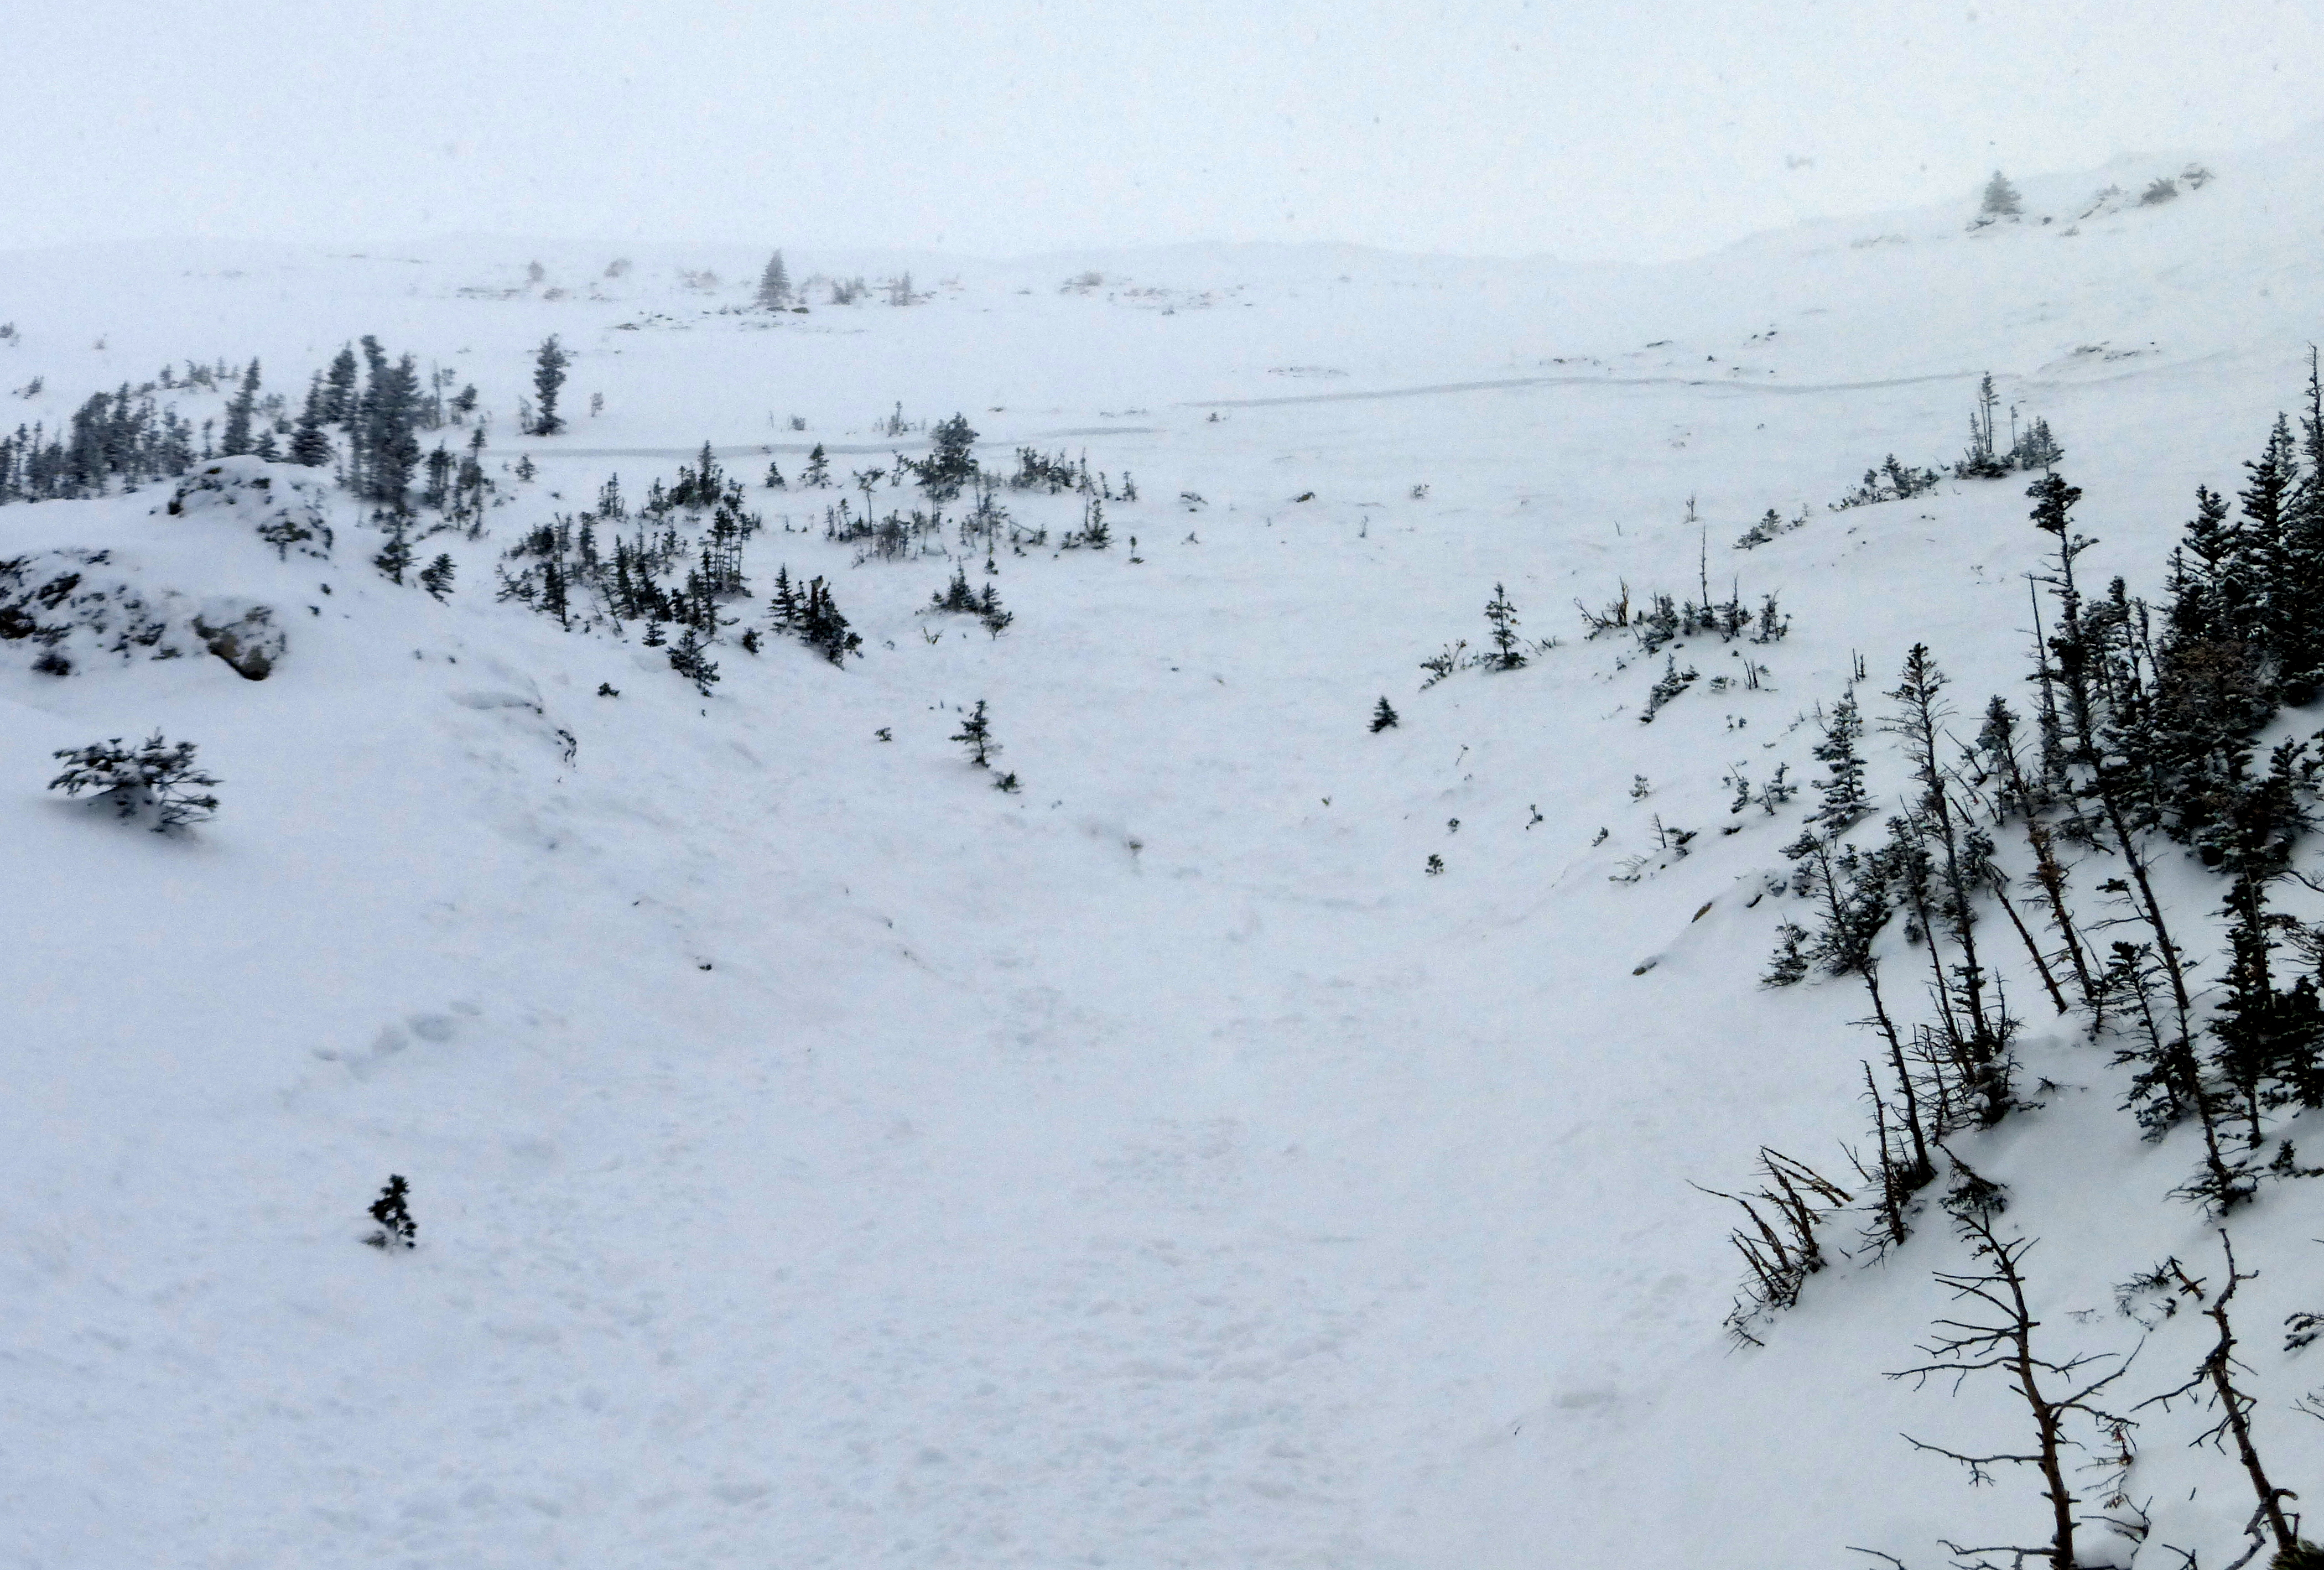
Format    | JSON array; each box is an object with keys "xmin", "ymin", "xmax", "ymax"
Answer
[{"xmin": 165, "ymin": 455, "xmax": 336, "ymax": 561}]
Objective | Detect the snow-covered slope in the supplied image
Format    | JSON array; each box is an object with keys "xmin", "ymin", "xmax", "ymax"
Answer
[{"xmin": 10, "ymin": 129, "xmax": 2324, "ymax": 1569}]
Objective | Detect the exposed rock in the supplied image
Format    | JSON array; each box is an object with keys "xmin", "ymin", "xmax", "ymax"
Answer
[{"xmin": 192, "ymin": 604, "xmax": 284, "ymax": 681}]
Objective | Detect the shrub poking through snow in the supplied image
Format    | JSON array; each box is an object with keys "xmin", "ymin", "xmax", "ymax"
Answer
[
  {"xmin": 1371, "ymin": 697, "xmax": 1400, "ymax": 732},
  {"xmin": 48, "ymin": 732, "xmax": 220, "ymax": 830},
  {"xmin": 668, "ymin": 624, "xmax": 720, "ymax": 695},
  {"xmin": 768, "ymin": 568, "xmax": 861, "ymax": 665},
  {"xmin": 1483, "ymin": 583, "xmax": 1525, "ymax": 671},
  {"xmin": 952, "ymin": 700, "xmax": 997, "ymax": 768},
  {"xmin": 365, "ymin": 1175, "xmax": 416, "ymax": 1250}
]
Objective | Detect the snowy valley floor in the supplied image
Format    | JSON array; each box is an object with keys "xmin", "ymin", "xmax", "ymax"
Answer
[{"xmin": 13, "ymin": 138, "xmax": 2324, "ymax": 1568}]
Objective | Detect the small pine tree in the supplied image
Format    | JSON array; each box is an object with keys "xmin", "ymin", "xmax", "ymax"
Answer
[
  {"xmin": 48, "ymin": 732, "xmax": 221, "ymax": 831},
  {"xmin": 976, "ymin": 583, "xmax": 1012, "ymax": 638},
  {"xmin": 419, "ymin": 553, "xmax": 456, "ymax": 601},
  {"xmin": 374, "ymin": 516, "xmax": 414, "ymax": 584},
  {"xmin": 2011, "ymin": 416, "xmax": 2063, "ymax": 471},
  {"xmin": 1484, "ymin": 583, "xmax": 1526, "ymax": 670},
  {"xmin": 802, "ymin": 444, "xmax": 830, "ymax": 487},
  {"xmin": 220, "ymin": 359, "xmax": 261, "ymax": 456},
  {"xmin": 321, "ymin": 345, "xmax": 359, "ymax": 425},
  {"xmin": 1810, "ymin": 687, "xmax": 1871, "ymax": 830},
  {"xmin": 798, "ymin": 576, "xmax": 860, "ymax": 664},
  {"xmin": 933, "ymin": 563, "xmax": 979, "ymax": 612},
  {"xmin": 669, "ymin": 624, "xmax": 720, "ymax": 695},
  {"xmin": 532, "ymin": 335, "xmax": 570, "ymax": 435},
  {"xmin": 952, "ymin": 700, "xmax": 997, "ymax": 767},
  {"xmin": 918, "ymin": 414, "xmax": 979, "ymax": 501},
  {"xmin": 1371, "ymin": 697, "xmax": 1400, "ymax": 732},
  {"xmin": 365, "ymin": 1175, "xmax": 416, "ymax": 1250},
  {"xmin": 763, "ymin": 459, "xmax": 785, "ymax": 489},
  {"xmin": 1980, "ymin": 170, "xmax": 2023, "ymax": 217},
  {"xmin": 289, "ymin": 374, "xmax": 333, "ymax": 467},
  {"xmin": 755, "ymin": 250, "xmax": 793, "ymax": 309}
]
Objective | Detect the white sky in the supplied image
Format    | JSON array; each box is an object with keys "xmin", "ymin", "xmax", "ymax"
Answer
[{"xmin": 15, "ymin": 0, "xmax": 2324, "ymax": 262}]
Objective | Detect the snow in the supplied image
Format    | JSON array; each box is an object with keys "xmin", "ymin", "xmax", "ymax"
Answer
[{"xmin": 10, "ymin": 130, "xmax": 2324, "ymax": 1567}]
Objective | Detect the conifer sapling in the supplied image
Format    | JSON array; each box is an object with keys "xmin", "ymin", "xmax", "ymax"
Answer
[
  {"xmin": 49, "ymin": 732, "xmax": 221, "ymax": 830},
  {"xmin": 952, "ymin": 700, "xmax": 997, "ymax": 767},
  {"xmin": 531, "ymin": 335, "xmax": 570, "ymax": 435},
  {"xmin": 365, "ymin": 1174, "xmax": 417, "ymax": 1250}
]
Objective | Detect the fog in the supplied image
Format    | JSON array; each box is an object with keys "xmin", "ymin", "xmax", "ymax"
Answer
[{"xmin": 15, "ymin": 0, "xmax": 2324, "ymax": 260}]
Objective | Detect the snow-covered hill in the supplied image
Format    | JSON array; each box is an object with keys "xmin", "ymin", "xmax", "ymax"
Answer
[{"xmin": 12, "ymin": 128, "xmax": 2324, "ymax": 1569}]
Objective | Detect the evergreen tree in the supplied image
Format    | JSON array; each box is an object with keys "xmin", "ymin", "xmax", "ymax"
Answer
[
  {"xmin": 220, "ymin": 360, "xmax": 260, "ymax": 457},
  {"xmin": 419, "ymin": 553, "xmax": 456, "ymax": 600},
  {"xmin": 532, "ymin": 335, "xmax": 570, "ymax": 435},
  {"xmin": 763, "ymin": 459, "xmax": 785, "ymax": 489},
  {"xmin": 1371, "ymin": 696, "xmax": 1400, "ymax": 732},
  {"xmin": 918, "ymin": 414, "xmax": 979, "ymax": 501},
  {"xmin": 1809, "ymin": 687, "xmax": 1870, "ymax": 830},
  {"xmin": 952, "ymin": 699, "xmax": 997, "ymax": 767},
  {"xmin": 1886, "ymin": 644, "xmax": 2004, "ymax": 1098},
  {"xmin": 2239, "ymin": 413, "xmax": 2299, "ymax": 682},
  {"xmin": 2029, "ymin": 470, "xmax": 2197, "ymax": 1023},
  {"xmin": 802, "ymin": 444, "xmax": 831, "ymax": 487},
  {"xmin": 320, "ymin": 345, "xmax": 358, "ymax": 426},
  {"xmin": 669, "ymin": 624, "xmax": 720, "ymax": 695},
  {"xmin": 365, "ymin": 1174, "xmax": 416, "ymax": 1250},
  {"xmin": 2206, "ymin": 740, "xmax": 2322, "ymax": 1142},
  {"xmin": 1980, "ymin": 170, "xmax": 2023, "ymax": 217},
  {"xmin": 975, "ymin": 582, "xmax": 1012, "ymax": 638},
  {"xmin": 755, "ymin": 250, "xmax": 792, "ymax": 309},
  {"xmin": 373, "ymin": 516, "xmax": 414, "ymax": 584},
  {"xmin": 798, "ymin": 576, "xmax": 860, "ymax": 664},
  {"xmin": 2284, "ymin": 348, "xmax": 2324, "ymax": 701},
  {"xmin": 289, "ymin": 374, "xmax": 333, "ymax": 467},
  {"xmin": 1958, "ymin": 372, "xmax": 2009, "ymax": 477},
  {"xmin": 362, "ymin": 352, "xmax": 423, "ymax": 513},
  {"xmin": 1483, "ymin": 583, "xmax": 1526, "ymax": 670}
]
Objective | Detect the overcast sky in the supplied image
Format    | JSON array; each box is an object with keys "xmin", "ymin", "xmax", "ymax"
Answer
[{"xmin": 14, "ymin": 1, "xmax": 2324, "ymax": 262}]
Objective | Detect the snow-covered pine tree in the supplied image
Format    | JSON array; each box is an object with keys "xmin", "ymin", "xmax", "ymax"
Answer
[
  {"xmin": 289, "ymin": 374, "xmax": 333, "ymax": 467},
  {"xmin": 48, "ymin": 732, "xmax": 221, "ymax": 831},
  {"xmin": 373, "ymin": 515, "xmax": 414, "ymax": 585},
  {"xmin": 1483, "ymin": 583, "xmax": 1525, "ymax": 670},
  {"xmin": 532, "ymin": 335, "xmax": 570, "ymax": 436},
  {"xmin": 1808, "ymin": 687, "xmax": 1869, "ymax": 830},
  {"xmin": 952, "ymin": 699, "xmax": 997, "ymax": 767},
  {"xmin": 1957, "ymin": 373, "xmax": 2009, "ymax": 478},
  {"xmin": 918, "ymin": 414, "xmax": 979, "ymax": 501},
  {"xmin": 669, "ymin": 623, "xmax": 720, "ymax": 695},
  {"xmin": 755, "ymin": 250, "xmax": 792, "ymax": 310},
  {"xmin": 220, "ymin": 360, "xmax": 260, "ymax": 457},
  {"xmin": 321, "ymin": 344, "xmax": 358, "ymax": 426},
  {"xmin": 2282, "ymin": 356, "xmax": 2324, "ymax": 701},
  {"xmin": 359, "ymin": 347, "xmax": 423, "ymax": 512},
  {"xmin": 364, "ymin": 1175, "xmax": 416, "ymax": 1250},
  {"xmin": 1979, "ymin": 170, "xmax": 2023, "ymax": 218},
  {"xmin": 798, "ymin": 576, "xmax": 859, "ymax": 664}
]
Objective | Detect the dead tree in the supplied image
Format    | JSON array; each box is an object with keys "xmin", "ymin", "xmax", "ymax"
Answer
[
  {"xmin": 2136, "ymin": 1233, "xmax": 2313, "ymax": 1565},
  {"xmin": 1694, "ymin": 1148, "xmax": 1851, "ymax": 1342},
  {"xmin": 1889, "ymin": 1208, "xmax": 2138, "ymax": 1569}
]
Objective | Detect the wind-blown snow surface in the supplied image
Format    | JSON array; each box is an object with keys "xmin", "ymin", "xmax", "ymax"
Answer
[{"xmin": 10, "ymin": 134, "xmax": 2324, "ymax": 1568}]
